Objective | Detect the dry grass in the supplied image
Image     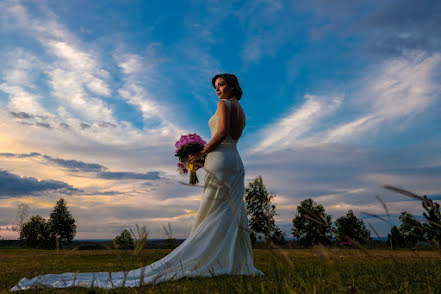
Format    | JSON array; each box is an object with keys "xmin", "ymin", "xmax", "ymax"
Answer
[{"xmin": 2, "ymin": 248, "xmax": 441, "ymax": 293}]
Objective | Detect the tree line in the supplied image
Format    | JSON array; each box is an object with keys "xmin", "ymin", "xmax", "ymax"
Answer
[
  {"xmin": 8, "ymin": 176, "xmax": 441, "ymax": 250},
  {"xmin": 386, "ymin": 195, "xmax": 441, "ymax": 249},
  {"xmin": 244, "ymin": 176, "xmax": 441, "ymax": 249}
]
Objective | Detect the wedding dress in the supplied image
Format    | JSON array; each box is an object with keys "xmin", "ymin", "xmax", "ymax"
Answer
[{"xmin": 10, "ymin": 99, "xmax": 263, "ymax": 291}]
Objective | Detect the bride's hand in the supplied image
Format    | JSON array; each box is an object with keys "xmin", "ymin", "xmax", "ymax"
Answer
[
  {"xmin": 194, "ymin": 161, "xmax": 204, "ymax": 170},
  {"xmin": 188, "ymin": 151, "xmax": 205, "ymax": 164}
]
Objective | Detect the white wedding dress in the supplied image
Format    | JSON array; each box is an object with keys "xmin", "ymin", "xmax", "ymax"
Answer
[{"xmin": 10, "ymin": 99, "xmax": 263, "ymax": 291}]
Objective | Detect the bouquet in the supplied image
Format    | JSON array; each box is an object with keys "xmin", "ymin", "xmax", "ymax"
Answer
[{"xmin": 174, "ymin": 133, "xmax": 207, "ymax": 185}]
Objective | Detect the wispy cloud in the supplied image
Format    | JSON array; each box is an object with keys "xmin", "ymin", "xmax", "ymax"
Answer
[
  {"xmin": 0, "ymin": 152, "xmax": 163, "ymax": 180},
  {"xmin": 0, "ymin": 1, "xmax": 114, "ymax": 122},
  {"xmin": 0, "ymin": 1, "xmax": 185, "ymax": 150},
  {"xmin": 0, "ymin": 84, "xmax": 46, "ymax": 115},
  {"xmin": 0, "ymin": 48, "xmax": 43, "ymax": 88},
  {"xmin": 321, "ymin": 50, "xmax": 441, "ymax": 143},
  {"xmin": 249, "ymin": 94, "xmax": 342, "ymax": 154},
  {"xmin": 250, "ymin": 50, "xmax": 441, "ymax": 153},
  {"xmin": 97, "ymin": 171, "xmax": 160, "ymax": 180}
]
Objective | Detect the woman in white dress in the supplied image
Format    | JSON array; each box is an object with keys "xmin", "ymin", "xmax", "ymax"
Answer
[{"xmin": 10, "ymin": 73, "xmax": 263, "ymax": 291}]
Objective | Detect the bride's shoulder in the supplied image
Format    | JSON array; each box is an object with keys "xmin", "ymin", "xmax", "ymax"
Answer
[{"xmin": 217, "ymin": 99, "xmax": 231, "ymax": 108}]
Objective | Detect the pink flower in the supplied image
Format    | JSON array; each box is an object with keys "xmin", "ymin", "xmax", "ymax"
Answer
[{"xmin": 175, "ymin": 133, "xmax": 207, "ymax": 154}]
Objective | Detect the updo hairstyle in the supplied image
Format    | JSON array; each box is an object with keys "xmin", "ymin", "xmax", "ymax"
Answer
[{"xmin": 211, "ymin": 73, "xmax": 243, "ymax": 100}]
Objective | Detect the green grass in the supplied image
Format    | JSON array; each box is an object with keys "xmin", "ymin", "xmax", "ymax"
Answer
[{"xmin": 2, "ymin": 248, "xmax": 441, "ymax": 293}]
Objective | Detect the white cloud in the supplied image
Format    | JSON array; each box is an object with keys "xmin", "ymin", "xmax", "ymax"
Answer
[
  {"xmin": 250, "ymin": 50, "xmax": 441, "ymax": 153},
  {"xmin": 369, "ymin": 50, "xmax": 441, "ymax": 118},
  {"xmin": 0, "ymin": 83, "xmax": 46, "ymax": 115},
  {"xmin": 1, "ymin": 49, "xmax": 42, "ymax": 87},
  {"xmin": 321, "ymin": 50, "xmax": 441, "ymax": 143},
  {"xmin": 47, "ymin": 68, "xmax": 114, "ymax": 122},
  {"xmin": 0, "ymin": 1, "xmax": 187, "ymax": 150},
  {"xmin": 321, "ymin": 114, "xmax": 381, "ymax": 144},
  {"xmin": 249, "ymin": 94, "xmax": 342, "ymax": 154},
  {"xmin": 117, "ymin": 81, "xmax": 158, "ymax": 120},
  {"xmin": 114, "ymin": 51, "xmax": 185, "ymax": 141},
  {"xmin": 117, "ymin": 54, "xmax": 145, "ymax": 75},
  {"xmin": 47, "ymin": 41, "xmax": 103, "ymax": 76},
  {"xmin": 0, "ymin": 1, "xmax": 114, "ymax": 122}
]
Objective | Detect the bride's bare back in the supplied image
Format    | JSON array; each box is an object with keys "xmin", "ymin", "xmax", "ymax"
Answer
[{"xmin": 228, "ymin": 100, "xmax": 246, "ymax": 140}]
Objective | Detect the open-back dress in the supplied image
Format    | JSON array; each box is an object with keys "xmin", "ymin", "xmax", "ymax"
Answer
[{"xmin": 10, "ymin": 99, "xmax": 263, "ymax": 291}]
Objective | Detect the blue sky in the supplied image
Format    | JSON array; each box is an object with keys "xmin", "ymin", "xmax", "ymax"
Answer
[{"xmin": 0, "ymin": 0, "xmax": 440, "ymax": 239}]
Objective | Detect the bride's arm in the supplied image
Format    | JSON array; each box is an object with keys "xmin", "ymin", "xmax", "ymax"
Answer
[
  {"xmin": 201, "ymin": 100, "xmax": 230, "ymax": 155},
  {"xmin": 189, "ymin": 100, "xmax": 229, "ymax": 164}
]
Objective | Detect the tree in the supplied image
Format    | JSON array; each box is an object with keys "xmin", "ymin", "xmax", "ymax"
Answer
[
  {"xmin": 244, "ymin": 176, "xmax": 286, "ymax": 246},
  {"xmin": 11, "ymin": 203, "xmax": 30, "ymax": 233},
  {"xmin": 48, "ymin": 198, "xmax": 77, "ymax": 249},
  {"xmin": 112, "ymin": 229, "xmax": 135, "ymax": 250},
  {"xmin": 398, "ymin": 211, "xmax": 425, "ymax": 248},
  {"xmin": 292, "ymin": 198, "xmax": 333, "ymax": 247},
  {"xmin": 19, "ymin": 215, "xmax": 55, "ymax": 249},
  {"xmin": 334, "ymin": 210, "xmax": 371, "ymax": 245},
  {"xmin": 422, "ymin": 196, "xmax": 441, "ymax": 243},
  {"xmin": 387, "ymin": 225, "xmax": 405, "ymax": 249}
]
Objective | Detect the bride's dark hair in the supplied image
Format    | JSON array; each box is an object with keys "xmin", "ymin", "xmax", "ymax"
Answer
[{"xmin": 211, "ymin": 73, "xmax": 243, "ymax": 100}]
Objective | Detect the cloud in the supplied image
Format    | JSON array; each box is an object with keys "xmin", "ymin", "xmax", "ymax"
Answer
[
  {"xmin": 362, "ymin": 0, "xmax": 441, "ymax": 56},
  {"xmin": 249, "ymin": 94, "xmax": 342, "ymax": 154},
  {"xmin": 0, "ymin": 83, "xmax": 46, "ymax": 115},
  {"xmin": 117, "ymin": 53, "xmax": 145, "ymax": 75},
  {"xmin": 0, "ymin": 152, "xmax": 163, "ymax": 180},
  {"xmin": 0, "ymin": 1, "xmax": 197, "ymax": 153},
  {"xmin": 111, "ymin": 47, "xmax": 186, "ymax": 146},
  {"xmin": 8, "ymin": 111, "xmax": 55, "ymax": 129},
  {"xmin": 0, "ymin": 48, "xmax": 43, "ymax": 87},
  {"xmin": 0, "ymin": 2, "xmax": 114, "ymax": 122},
  {"xmin": 0, "ymin": 2, "xmax": 185, "ymax": 150},
  {"xmin": 0, "ymin": 169, "xmax": 79, "ymax": 197},
  {"xmin": 42, "ymin": 156, "xmax": 106, "ymax": 173},
  {"xmin": 321, "ymin": 50, "xmax": 441, "ymax": 143},
  {"xmin": 0, "ymin": 152, "xmax": 106, "ymax": 172},
  {"xmin": 242, "ymin": 141, "xmax": 441, "ymax": 236},
  {"xmin": 294, "ymin": 0, "xmax": 441, "ymax": 56},
  {"xmin": 97, "ymin": 171, "xmax": 161, "ymax": 180},
  {"xmin": 249, "ymin": 50, "xmax": 441, "ymax": 153},
  {"xmin": 9, "ymin": 112, "xmax": 33, "ymax": 119}
]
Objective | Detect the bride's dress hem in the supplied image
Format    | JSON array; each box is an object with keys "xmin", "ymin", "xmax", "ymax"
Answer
[{"xmin": 10, "ymin": 267, "xmax": 264, "ymax": 291}]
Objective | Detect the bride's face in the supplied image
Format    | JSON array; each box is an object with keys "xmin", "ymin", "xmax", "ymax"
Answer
[{"xmin": 214, "ymin": 77, "xmax": 233, "ymax": 100}]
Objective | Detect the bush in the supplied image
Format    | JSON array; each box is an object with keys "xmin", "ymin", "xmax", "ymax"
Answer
[{"xmin": 112, "ymin": 229, "xmax": 135, "ymax": 250}]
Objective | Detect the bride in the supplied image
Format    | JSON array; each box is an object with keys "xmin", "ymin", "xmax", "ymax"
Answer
[{"xmin": 10, "ymin": 73, "xmax": 263, "ymax": 291}]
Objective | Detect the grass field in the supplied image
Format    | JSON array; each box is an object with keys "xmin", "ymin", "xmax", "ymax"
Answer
[{"xmin": 2, "ymin": 248, "xmax": 441, "ymax": 293}]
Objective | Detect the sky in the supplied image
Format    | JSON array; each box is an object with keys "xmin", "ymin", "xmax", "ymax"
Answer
[{"xmin": 0, "ymin": 0, "xmax": 440, "ymax": 240}]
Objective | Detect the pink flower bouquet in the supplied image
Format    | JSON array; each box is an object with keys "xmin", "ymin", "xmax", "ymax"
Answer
[{"xmin": 174, "ymin": 133, "xmax": 207, "ymax": 185}]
